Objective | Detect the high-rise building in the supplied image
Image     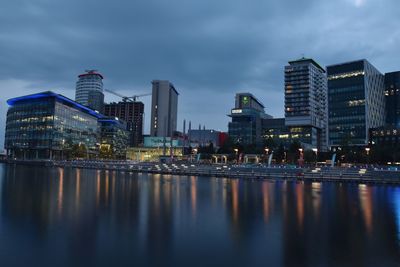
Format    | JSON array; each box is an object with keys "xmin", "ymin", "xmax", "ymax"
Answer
[
  {"xmin": 284, "ymin": 58, "xmax": 328, "ymax": 150},
  {"xmin": 104, "ymin": 101, "xmax": 144, "ymax": 146},
  {"xmin": 228, "ymin": 93, "xmax": 272, "ymax": 145},
  {"xmin": 327, "ymin": 59, "xmax": 385, "ymax": 147},
  {"xmin": 75, "ymin": 70, "xmax": 105, "ymax": 113},
  {"xmin": 384, "ymin": 71, "xmax": 400, "ymax": 128},
  {"xmin": 150, "ymin": 80, "xmax": 179, "ymax": 137},
  {"xmin": 5, "ymin": 91, "xmax": 102, "ymax": 159}
]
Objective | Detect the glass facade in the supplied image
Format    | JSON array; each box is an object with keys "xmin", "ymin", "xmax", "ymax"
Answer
[
  {"xmin": 327, "ymin": 60, "xmax": 385, "ymax": 147},
  {"xmin": 99, "ymin": 119, "xmax": 129, "ymax": 159},
  {"xmin": 228, "ymin": 93, "xmax": 272, "ymax": 145},
  {"xmin": 5, "ymin": 92, "xmax": 101, "ymax": 159}
]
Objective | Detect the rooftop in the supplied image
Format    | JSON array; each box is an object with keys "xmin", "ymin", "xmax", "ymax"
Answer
[{"xmin": 7, "ymin": 91, "xmax": 105, "ymax": 119}]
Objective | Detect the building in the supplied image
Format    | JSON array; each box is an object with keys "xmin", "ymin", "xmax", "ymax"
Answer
[
  {"xmin": 75, "ymin": 70, "xmax": 105, "ymax": 113},
  {"xmin": 150, "ymin": 80, "xmax": 179, "ymax": 137},
  {"xmin": 98, "ymin": 118, "xmax": 130, "ymax": 159},
  {"xmin": 5, "ymin": 91, "xmax": 102, "ymax": 159},
  {"xmin": 284, "ymin": 57, "xmax": 328, "ymax": 151},
  {"xmin": 188, "ymin": 129, "xmax": 223, "ymax": 148},
  {"xmin": 262, "ymin": 118, "xmax": 291, "ymax": 148},
  {"xmin": 327, "ymin": 59, "xmax": 385, "ymax": 147},
  {"xmin": 385, "ymin": 71, "xmax": 400, "ymax": 128},
  {"xmin": 228, "ymin": 93, "xmax": 272, "ymax": 145},
  {"xmin": 127, "ymin": 136, "xmax": 184, "ymax": 161},
  {"xmin": 104, "ymin": 101, "xmax": 144, "ymax": 146}
]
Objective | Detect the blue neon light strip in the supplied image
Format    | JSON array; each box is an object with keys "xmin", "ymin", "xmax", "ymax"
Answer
[{"xmin": 7, "ymin": 91, "xmax": 105, "ymax": 119}]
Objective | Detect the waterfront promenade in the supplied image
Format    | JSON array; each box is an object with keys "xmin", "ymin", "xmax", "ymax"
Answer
[{"xmin": 4, "ymin": 159, "xmax": 400, "ymax": 185}]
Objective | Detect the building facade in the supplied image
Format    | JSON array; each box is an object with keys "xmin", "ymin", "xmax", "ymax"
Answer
[
  {"xmin": 150, "ymin": 80, "xmax": 179, "ymax": 137},
  {"xmin": 5, "ymin": 91, "xmax": 102, "ymax": 159},
  {"xmin": 228, "ymin": 93, "xmax": 272, "ymax": 145},
  {"xmin": 284, "ymin": 58, "xmax": 328, "ymax": 151},
  {"xmin": 98, "ymin": 118, "xmax": 130, "ymax": 159},
  {"xmin": 327, "ymin": 60, "xmax": 385, "ymax": 147},
  {"xmin": 75, "ymin": 70, "xmax": 105, "ymax": 113},
  {"xmin": 188, "ymin": 129, "xmax": 223, "ymax": 148},
  {"xmin": 104, "ymin": 101, "xmax": 144, "ymax": 146},
  {"xmin": 385, "ymin": 71, "xmax": 400, "ymax": 128}
]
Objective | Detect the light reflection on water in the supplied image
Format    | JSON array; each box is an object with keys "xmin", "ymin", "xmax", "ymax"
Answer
[{"xmin": 0, "ymin": 164, "xmax": 399, "ymax": 267}]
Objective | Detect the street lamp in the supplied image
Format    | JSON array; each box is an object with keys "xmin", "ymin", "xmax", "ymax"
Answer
[
  {"xmin": 312, "ymin": 148, "xmax": 318, "ymax": 166},
  {"xmin": 234, "ymin": 148, "xmax": 239, "ymax": 163},
  {"xmin": 365, "ymin": 147, "xmax": 370, "ymax": 165}
]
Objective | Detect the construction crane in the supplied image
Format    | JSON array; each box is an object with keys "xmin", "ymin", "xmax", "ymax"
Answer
[{"xmin": 104, "ymin": 88, "xmax": 151, "ymax": 102}]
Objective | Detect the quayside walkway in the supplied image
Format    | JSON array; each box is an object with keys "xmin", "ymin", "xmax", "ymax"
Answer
[{"xmin": 5, "ymin": 159, "xmax": 398, "ymax": 185}]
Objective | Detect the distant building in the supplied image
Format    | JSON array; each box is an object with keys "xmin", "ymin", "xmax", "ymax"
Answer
[
  {"xmin": 104, "ymin": 101, "xmax": 144, "ymax": 146},
  {"xmin": 188, "ymin": 129, "xmax": 223, "ymax": 148},
  {"xmin": 75, "ymin": 70, "xmax": 105, "ymax": 113},
  {"xmin": 385, "ymin": 71, "xmax": 400, "ymax": 128},
  {"xmin": 327, "ymin": 59, "xmax": 385, "ymax": 147},
  {"xmin": 98, "ymin": 118, "xmax": 130, "ymax": 159},
  {"xmin": 284, "ymin": 57, "xmax": 328, "ymax": 151},
  {"xmin": 150, "ymin": 80, "xmax": 179, "ymax": 137},
  {"xmin": 5, "ymin": 91, "xmax": 102, "ymax": 159},
  {"xmin": 228, "ymin": 93, "xmax": 272, "ymax": 145}
]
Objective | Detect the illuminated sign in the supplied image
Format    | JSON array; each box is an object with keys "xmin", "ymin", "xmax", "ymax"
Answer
[{"xmin": 231, "ymin": 109, "xmax": 243, "ymax": 114}]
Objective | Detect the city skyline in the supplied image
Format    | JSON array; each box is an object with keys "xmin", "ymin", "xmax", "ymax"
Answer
[{"xmin": 1, "ymin": 0, "xmax": 400, "ymax": 149}]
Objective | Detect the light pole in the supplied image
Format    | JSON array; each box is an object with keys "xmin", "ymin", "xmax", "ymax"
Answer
[
  {"xmin": 264, "ymin": 148, "xmax": 269, "ymax": 163},
  {"xmin": 234, "ymin": 148, "xmax": 239, "ymax": 164},
  {"xmin": 365, "ymin": 147, "xmax": 370, "ymax": 165},
  {"xmin": 298, "ymin": 148, "xmax": 304, "ymax": 167},
  {"xmin": 312, "ymin": 148, "xmax": 318, "ymax": 166}
]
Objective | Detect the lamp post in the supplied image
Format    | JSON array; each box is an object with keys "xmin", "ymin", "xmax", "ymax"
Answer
[
  {"xmin": 265, "ymin": 148, "xmax": 269, "ymax": 163},
  {"xmin": 312, "ymin": 148, "xmax": 318, "ymax": 166},
  {"xmin": 365, "ymin": 147, "xmax": 370, "ymax": 165},
  {"xmin": 234, "ymin": 148, "xmax": 239, "ymax": 164},
  {"xmin": 298, "ymin": 148, "xmax": 304, "ymax": 167}
]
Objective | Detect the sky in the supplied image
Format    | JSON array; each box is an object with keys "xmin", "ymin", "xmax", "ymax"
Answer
[{"xmin": 0, "ymin": 0, "xmax": 400, "ymax": 149}]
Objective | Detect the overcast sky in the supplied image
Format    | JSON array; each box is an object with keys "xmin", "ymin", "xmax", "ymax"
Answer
[{"xmin": 1, "ymin": 0, "xmax": 399, "ymax": 149}]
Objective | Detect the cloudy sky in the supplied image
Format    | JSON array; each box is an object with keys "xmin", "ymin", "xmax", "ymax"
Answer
[{"xmin": 0, "ymin": 0, "xmax": 399, "ymax": 148}]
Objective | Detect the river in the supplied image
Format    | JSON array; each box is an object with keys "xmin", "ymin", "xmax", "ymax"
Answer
[{"xmin": 0, "ymin": 164, "xmax": 399, "ymax": 267}]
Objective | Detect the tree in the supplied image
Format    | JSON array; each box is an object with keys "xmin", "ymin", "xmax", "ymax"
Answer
[{"xmin": 71, "ymin": 143, "xmax": 87, "ymax": 159}]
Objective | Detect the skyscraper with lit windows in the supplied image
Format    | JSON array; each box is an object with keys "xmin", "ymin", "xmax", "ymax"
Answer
[
  {"xmin": 284, "ymin": 57, "xmax": 328, "ymax": 151},
  {"xmin": 75, "ymin": 70, "xmax": 105, "ymax": 113}
]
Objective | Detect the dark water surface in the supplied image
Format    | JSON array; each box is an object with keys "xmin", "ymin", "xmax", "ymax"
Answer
[{"xmin": 0, "ymin": 164, "xmax": 399, "ymax": 267}]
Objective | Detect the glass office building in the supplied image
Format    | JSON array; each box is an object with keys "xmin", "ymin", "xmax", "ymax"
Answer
[
  {"xmin": 228, "ymin": 93, "xmax": 272, "ymax": 145},
  {"xmin": 5, "ymin": 91, "xmax": 102, "ymax": 159},
  {"xmin": 98, "ymin": 118, "xmax": 130, "ymax": 159},
  {"xmin": 327, "ymin": 60, "xmax": 385, "ymax": 147}
]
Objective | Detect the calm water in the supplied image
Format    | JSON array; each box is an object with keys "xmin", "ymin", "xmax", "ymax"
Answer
[{"xmin": 0, "ymin": 164, "xmax": 399, "ymax": 267}]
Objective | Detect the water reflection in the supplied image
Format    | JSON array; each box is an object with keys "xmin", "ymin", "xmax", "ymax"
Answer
[{"xmin": 0, "ymin": 164, "xmax": 399, "ymax": 267}]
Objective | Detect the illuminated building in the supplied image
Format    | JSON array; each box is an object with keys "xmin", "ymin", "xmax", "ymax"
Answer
[
  {"xmin": 5, "ymin": 91, "xmax": 102, "ymax": 159},
  {"xmin": 150, "ymin": 80, "xmax": 179, "ymax": 137},
  {"xmin": 228, "ymin": 93, "xmax": 272, "ymax": 145},
  {"xmin": 284, "ymin": 58, "xmax": 328, "ymax": 151},
  {"xmin": 104, "ymin": 101, "xmax": 144, "ymax": 146},
  {"xmin": 75, "ymin": 70, "xmax": 105, "ymax": 113},
  {"xmin": 98, "ymin": 118, "xmax": 130, "ymax": 159},
  {"xmin": 327, "ymin": 60, "xmax": 385, "ymax": 147}
]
